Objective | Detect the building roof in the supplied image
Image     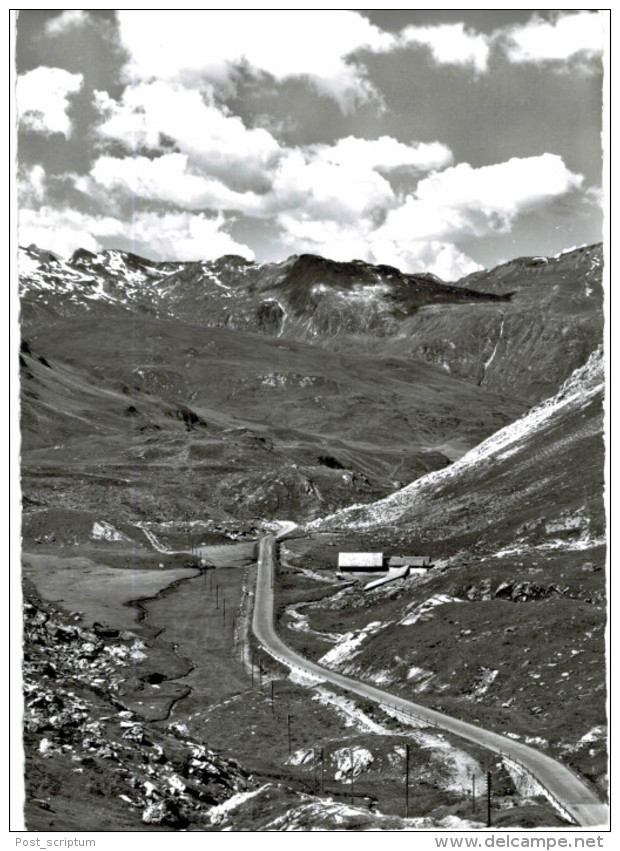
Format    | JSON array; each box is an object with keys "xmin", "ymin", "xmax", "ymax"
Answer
[{"xmin": 338, "ymin": 552, "xmax": 384, "ymax": 568}]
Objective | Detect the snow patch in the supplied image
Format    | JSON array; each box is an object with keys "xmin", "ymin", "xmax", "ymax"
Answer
[
  {"xmin": 92, "ymin": 521, "xmax": 127, "ymax": 541},
  {"xmin": 401, "ymin": 595, "xmax": 461, "ymax": 626},
  {"xmin": 209, "ymin": 786, "xmax": 268, "ymax": 825},
  {"xmin": 312, "ymin": 688, "xmax": 392, "ymax": 734},
  {"xmin": 318, "ymin": 621, "xmax": 385, "ymax": 668},
  {"xmin": 288, "ymin": 667, "xmax": 325, "ymax": 687},
  {"xmin": 332, "ymin": 746, "xmax": 374, "ymax": 781}
]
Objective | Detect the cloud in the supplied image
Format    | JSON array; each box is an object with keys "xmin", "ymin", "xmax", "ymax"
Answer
[
  {"xmin": 269, "ymin": 148, "xmax": 395, "ymax": 222},
  {"xmin": 86, "ymin": 76, "xmax": 586, "ymax": 278},
  {"xmin": 19, "ymin": 206, "xmax": 108, "ymax": 257},
  {"xmin": 396, "ymin": 13, "xmax": 604, "ymax": 74},
  {"xmin": 274, "ymin": 214, "xmax": 481, "ymax": 280},
  {"xmin": 503, "ymin": 12, "xmax": 604, "ymax": 67},
  {"xmin": 122, "ymin": 211, "xmax": 255, "ymax": 261},
  {"xmin": 91, "ymin": 82, "xmax": 454, "ymax": 225},
  {"xmin": 400, "ymin": 23, "xmax": 491, "ymax": 73},
  {"xmin": 89, "ymin": 152, "xmax": 263, "ymax": 212},
  {"xmin": 274, "ymin": 153, "xmax": 584, "ymax": 278},
  {"xmin": 94, "ymin": 82, "xmax": 282, "ymax": 192},
  {"xmin": 18, "ymin": 164, "xmax": 47, "ymax": 205},
  {"xmin": 44, "ymin": 10, "xmax": 89, "ymax": 36},
  {"xmin": 378, "ymin": 154, "xmax": 584, "ymax": 243},
  {"xmin": 311, "ymin": 136, "xmax": 453, "ymax": 173},
  {"xmin": 115, "ymin": 10, "xmax": 395, "ymax": 110},
  {"xmin": 17, "ymin": 67, "xmax": 83, "ymax": 137},
  {"xmin": 18, "ymin": 206, "xmax": 254, "ymax": 262}
]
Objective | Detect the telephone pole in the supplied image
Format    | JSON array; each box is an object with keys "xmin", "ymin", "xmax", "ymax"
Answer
[
  {"xmin": 486, "ymin": 771, "xmax": 492, "ymax": 828},
  {"xmin": 350, "ymin": 746, "xmax": 354, "ymax": 804},
  {"xmin": 313, "ymin": 748, "xmax": 317, "ymax": 796},
  {"xmin": 405, "ymin": 743, "xmax": 410, "ymax": 819}
]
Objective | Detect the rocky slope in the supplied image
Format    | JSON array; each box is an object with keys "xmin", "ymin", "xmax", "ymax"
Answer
[{"xmin": 22, "ymin": 590, "xmax": 258, "ymax": 830}]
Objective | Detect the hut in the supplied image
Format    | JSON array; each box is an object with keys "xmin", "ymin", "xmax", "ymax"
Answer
[{"xmin": 338, "ymin": 552, "xmax": 384, "ymax": 572}]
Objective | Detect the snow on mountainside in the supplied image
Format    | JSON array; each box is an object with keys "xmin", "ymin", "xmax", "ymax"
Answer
[
  {"xmin": 19, "ymin": 242, "xmax": 604, "ymax": 406},
  {"xmin": 306, "ymin": 346, "xmax": 605, "ymax": 554}
]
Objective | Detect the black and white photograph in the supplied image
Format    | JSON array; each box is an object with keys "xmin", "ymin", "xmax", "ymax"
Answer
[{"xmin": 13, "ymin": 8, "xmax": 609, "ymax": 836}]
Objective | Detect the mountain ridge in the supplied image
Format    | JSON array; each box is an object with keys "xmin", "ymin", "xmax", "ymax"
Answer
[{"xmin": 19, "ymin": 241, "xmax": 603, "ymax": 406}]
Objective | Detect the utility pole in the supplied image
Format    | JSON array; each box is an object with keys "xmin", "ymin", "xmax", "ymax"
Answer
[
  {"xmin": 258, "ymin": 660, "xmax": 262, "ymax": 686},
  {"xmin": 472, "ymin": 773, "xmax": 476, "ymax": 814},
  {"xmin": 350, "ymin": 746, "xmax": 354, "ymax": 805},
  {"xmin": 271, "ymin": 680, "xmax": 275, "ymax": 716},
  {"xmin": 287, "ymin": 714, "xmax": 292, "ymax": 756},
  {"xmin": 486, "ymin": 771, "xmax": 492, "ymax": 828},
  {"xmin": 313, "ymin": 748, "xmax": 317, "ymax": 796},
  {"xmin": 405, "ymin": 743, "xmax": 410, "ymax": 819},
  {"xmin": 320, "ymin": 746, "xmax": 325, "ymax": 795},
  {"xmin": 209, "ymin": 571, "xmax": 213, "ymax": 592},
  {"xmin": 223, "ymin": 597, "xmax": 226, "ymax": 623}
]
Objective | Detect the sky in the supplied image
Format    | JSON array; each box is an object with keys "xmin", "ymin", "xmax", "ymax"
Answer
[{"xmin": 15, "ymin": 9, "xmax": 606, "ymax": 280}]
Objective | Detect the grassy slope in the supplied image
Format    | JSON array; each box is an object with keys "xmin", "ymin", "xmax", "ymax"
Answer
[{"xmin": 21, "ymin": 316, "xmax": 521, "ymax": 530}]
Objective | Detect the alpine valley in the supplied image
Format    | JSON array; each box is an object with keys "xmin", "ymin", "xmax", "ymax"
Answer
[{"xmin": 19, "ymin": 242, "xmax": 607, "ymax": 831}]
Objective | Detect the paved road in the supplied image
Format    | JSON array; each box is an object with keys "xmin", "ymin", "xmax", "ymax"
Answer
[{"xmin": 252, "ymin": 536, "xmax": 608, "ymax": 828}]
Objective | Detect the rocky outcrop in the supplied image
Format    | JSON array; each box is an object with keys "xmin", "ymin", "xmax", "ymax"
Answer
[{"xmin": 22, "ymin": 597, "xmax": 254, "ymax": 830}]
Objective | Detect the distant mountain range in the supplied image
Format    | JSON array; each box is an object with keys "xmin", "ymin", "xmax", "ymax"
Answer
[{"xmin": 20, "ymin": 242, "xmax": 603, "ymax": 406}]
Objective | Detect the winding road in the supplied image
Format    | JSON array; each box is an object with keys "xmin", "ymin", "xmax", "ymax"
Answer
[{"xmin": 252, "ymin": 535, "xmax": 608, "ymax": 828}]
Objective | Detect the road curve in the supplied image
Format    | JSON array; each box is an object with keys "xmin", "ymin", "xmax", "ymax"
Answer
[{"xmin": 252, "ymin": 536, "xmax": 608, "ymax": 828}]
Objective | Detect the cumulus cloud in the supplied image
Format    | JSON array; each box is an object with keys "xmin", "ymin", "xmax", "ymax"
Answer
[
  {"xmin": 91, "ymin": 82, "xmax": 456, "ymax": 226},
  {"xmin": 503, "ymin": 12, "xmax": 604, "ymax": 67},
  {"xmin": 89, "ymin": 153, "xmax": 263, "ymax": 212},
  {"xmin": 400, "ymin": 23, "xmax": 491, "ymax": 73},
  {"xmin": 275, "ymin": 214, "xmax": 481, "ymax": 280},
  {"xmin": 17, "ymin": 67, "xmax": 83, "ymax": 137},
  {"xmin": 86, "ymin": 144, "xmax": 399, "ymax": 224},
  {"xmin": 273, "ymin": 153, "xmax": 584, "ymax": 278},
  {"xmin": 396, "ymin": 12, "xmax": 604, "ymax": 74},
  {"xmin": 124, "ymin": 211, "xmax": 255, "ymax": 261},
  {"xmin": 95, "ymin": 82, "xmax": 282, "ymax": 192},
  {"xmin": 378, "ymin": 154, "xmax": 584, "ymax": 243},
  {"xmin": 45, "ymin": 10, "xmax": 89, "ymax": 36},
  {"xmin": 85, "ymin": 76, "xmax": 587, "ymax": 279},
  {"xmin": 115, "ymin": 10, "xmax": 395, "ymax": 110},
  {"xmin": 311, "ymin": 136, "xmax": 453, "ymax": 173},
  {"xmin": 18, "ymin": 206, "xmax": 254, "ymax": 262}
]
